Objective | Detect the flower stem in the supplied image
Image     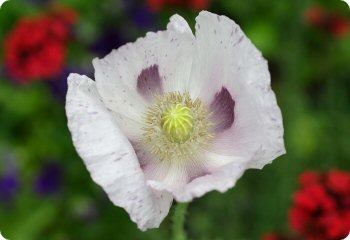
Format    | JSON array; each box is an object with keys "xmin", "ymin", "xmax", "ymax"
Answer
[{"xmin": 172, "ymin": 202, "xmax": 189, "ymax": 240}]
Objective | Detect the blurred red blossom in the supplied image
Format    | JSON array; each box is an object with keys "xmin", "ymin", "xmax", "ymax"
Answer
[
  {"xmin": 4, "ymin": 7, "xmax": 78, "ymax": 83},
  {"xmin": 262, "ymin": 231, "xmax": 301, "ymax": 240},
  {"xmin": 306, "ymin": 6, "xmax": 349, "ymax": 38},
  {"xmin": 262, "ymin": 232, "xmax": 285, "ymax": 240},
  {"xmin": 289, "ymin": 170, "xmax": 350, "ymax": 240},
  {"xmin": 147, "ymin": 0, "xmax": 210, "ymax": 11}
]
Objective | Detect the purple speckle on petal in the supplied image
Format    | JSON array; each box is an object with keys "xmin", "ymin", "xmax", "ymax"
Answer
[
  {"xmin": 137, "ymin": 65, "xmax": 163, "ymax": 101},
  {"xmin": 210, "ymin": 87, "xmax": 235, "ymax": 133}
]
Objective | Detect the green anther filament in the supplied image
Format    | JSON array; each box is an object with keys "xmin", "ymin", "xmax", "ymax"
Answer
[{"xmin": 161, "ymin": 104, "xmax": 194, "ymax": 143}]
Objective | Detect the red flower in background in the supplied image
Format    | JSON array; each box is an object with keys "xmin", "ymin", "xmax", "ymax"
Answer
[
  {"xmin": 289, "ymin": 170, "xmax": 350, "ymax": 240},
  {"xmin": 262, "ymin": 232, "xmax": 286, "ymax": 240},
  {"xmin": 306, "ymin": 6, "xmax": 349, "ymax": 38},
  {"xmin": 4, "ymin": 7, "xmax": 77, "ymax": 83},
  {"xmin": 147, "ymin": 0, "xmax": 210, "ymax": 12},
  {"xmin": 262, "ymin": 232, "xmax": 300, "ymax": 240},
  {"xmin": 262, "ymin": 232, "xmax": 303, "ymax": 240}
]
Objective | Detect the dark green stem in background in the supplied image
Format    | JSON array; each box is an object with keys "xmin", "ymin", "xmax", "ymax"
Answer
[{"xmin": 172, "ymin": 202, "xmax": 189, "ymax": 240}]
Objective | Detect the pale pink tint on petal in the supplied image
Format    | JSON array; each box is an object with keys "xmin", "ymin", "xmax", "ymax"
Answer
[
  {"xmin": 66, "ymin": 74, "xmax": 173, "ymax": 230},
  {"xmin": 93, "ymin": 14, "xmax": 195, "ymax": 108},
  {"xmin": 148, "ymin": 152, "xmax": 247, "ymax": 202},
  {"xmin": 188, "ymin": 11, "xmax": 285, "ymax": 169},
  {"xmin": 134, "ymin": 142, "xmax": 208, "ymax": 193},
  {"xmin": 92, "ymin": 15, "xmax": 195, "ymax": 141},
  {"xmin": 145, "ymin": 11, "xmax": 285, "ymax": 200},
  {"xmin": 143, "ymin": 143, "xmax": 239, "ymax": 201}
]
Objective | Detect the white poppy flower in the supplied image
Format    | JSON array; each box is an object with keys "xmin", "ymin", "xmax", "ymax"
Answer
[
  {"xmin": 342, "ymin": 0, "xmax": 350, "ymax": 8},
  {"xmin": 66, "ymin": 11, "xmax": 285, "ymax": 230},
  {"xmin": 0, "ymin": 231, "xmax": 7, "ymax": 240},
  {"xmin": 0, "ymin": 0, "xmax": 9, "ymax": 9}
]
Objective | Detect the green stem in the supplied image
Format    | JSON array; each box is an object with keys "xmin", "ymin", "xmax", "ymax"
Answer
[{"xmin": 172, "ymin": 202, "xmax": 189, "ymax": 240}]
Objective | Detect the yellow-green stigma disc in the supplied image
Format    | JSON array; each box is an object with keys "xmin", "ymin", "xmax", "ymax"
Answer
[{"xmin": 161, "ymin": 104, "xmax": 194, "ymax": 143}]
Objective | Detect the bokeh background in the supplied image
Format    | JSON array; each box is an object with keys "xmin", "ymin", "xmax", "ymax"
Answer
[{"xmin": 0, "ymin": 0, "xmax": 350, "ymax": 239}]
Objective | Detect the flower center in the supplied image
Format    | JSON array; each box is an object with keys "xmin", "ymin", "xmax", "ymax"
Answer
[
  {"xmin": 161, "ymin": 104, "xmax": 194, "ymax": 143},
  {"xmin": 142, "ymin": 92, "xmax": 213, "ymax": 161}
]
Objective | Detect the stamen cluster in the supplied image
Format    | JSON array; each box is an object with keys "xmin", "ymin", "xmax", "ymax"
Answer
[{"xmin": 142, "ymin": 92, "xmax": 213, "ymax": 162}]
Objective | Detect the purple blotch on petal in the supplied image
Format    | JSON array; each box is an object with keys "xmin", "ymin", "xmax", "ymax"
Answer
[
  {"xmin": 210, "ymin": 87, "xmax": 235, "ymax": 133},
  {"xmin": 188, "ymin": 171, "xmax": 210, "ymax": 184},
  {"xmin": 137, "ymin": 65, "xmax": 163, "ymax": 101}
]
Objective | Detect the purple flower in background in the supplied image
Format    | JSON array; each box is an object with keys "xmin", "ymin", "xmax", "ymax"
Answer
[
  {"xmin": 121, "ymin": 0, "xmax": 157, "ymax": 29},
  {"xmin": 0, "ymin": 173, "xmax": 19, "ymax": 202},
  {"xmin": 91, "ymin": 1, "xmax": 156, "ymax": 58},
  {"xmin": 47, "ymin": 67, "xmax": 94, "ymax": 102},
  {"xmin": 35, "ymin": 162, "xmax": 63, "ymax": 196},
  {"xmin": 90, "ymin": 28, "xmax": 127, "ymax": 58},
  {"xmin": 0, "ymin": 153, "xmax": 20, "ymax": 202},
  {"xmin": 131, "ymin": 5, "xmax": 156, "ymax": 29}
]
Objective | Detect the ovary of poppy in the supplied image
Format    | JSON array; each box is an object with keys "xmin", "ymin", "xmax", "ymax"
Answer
[{"xmin": 66, "ymin": 11, "xmax": 285, "ymax": 230}]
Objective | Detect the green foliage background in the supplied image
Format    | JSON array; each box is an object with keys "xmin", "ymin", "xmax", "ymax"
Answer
[{"xmin": 0, "ymin": 0, "xmax": 349, "ymax": 239}]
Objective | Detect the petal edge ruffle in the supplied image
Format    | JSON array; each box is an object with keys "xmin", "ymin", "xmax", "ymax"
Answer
[{"xmin": 66, "ymin": 73, "xmax": 173, "ymax": 230}]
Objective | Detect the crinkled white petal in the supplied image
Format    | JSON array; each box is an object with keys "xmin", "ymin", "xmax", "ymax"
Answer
[
  {"xmin": 65, "ymin": 73, "xmax": 173, "ymax": 230},
  {"xmin": 148, "ymin": 152, "xmax": 248, "ymax": 202},
  {"xmin": 135, "ymin": 143, "xmax": 208, "ymax": 193},
  {"xmin": 188, "ymin": 11, "xmax": 285, "ymax": 169},
  {"xmin": 67, "ymin": 11, "xmax": 286, "ymax": 226},
  {"xmin": 92, "ymin": 14, "xmax": 195, "ymax": 125},
  {"xmin": 145, "ymin": 11, "xmax": 286, "ymax": 201},
  {"xmin": 139, "ymin": 137, "xmax": 239, "ymax": 201}
]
